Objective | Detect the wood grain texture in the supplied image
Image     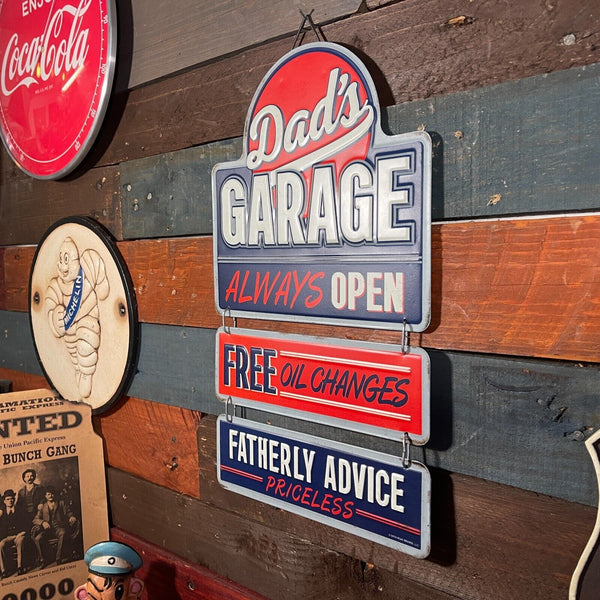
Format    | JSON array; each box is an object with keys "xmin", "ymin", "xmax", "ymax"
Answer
[
  {"xmin": 37, "ymin": 0, "xmax": 598, "ymax": 173},
  {"xmin": 116, "ymin": 62, "xmax": 600, "ymax": 238},
  {"xmin": 3, "ymin": 309, "xmax": 597, "ymax": 505},
  {"xmin": 422, "ymin": 215, "xmax": 600, "ymax": 361},
  {"xmin": 2, "ymin": 0, "xmax": 599, "ymax": 187},
  {"xmin": 110, "ymin": 528, "xmax": 456, "ymax": 600},
  {"xmin": 94, "ymin": 395, "xmax": 203, "ymax": 498},
  {"xmin": 107, "ymin": 463, "xmax": 595, "ymax": 600},
  {"xmin": 371, "ymin": 63, "xmax": 600, "ymax": 221},
  {"xmin": 124, "ymin": 0, "xmax": 362, "ymax": 89},
  {"xmin": 0, "ymin": 166, "xmax": 122, "ymax": 246},
  {"xmin": 2, "ymin": 245, "xmax": 35, "ymax": 312},
  {"xmin": 2, "ymin": 52, "xmax": 598, "ymax": 244},
  {"xmin": 0, "ymin": 247, "xmax": 4, "ymax": 310},
  {"xmin": 335, "ymin": 0, "xmax": 600, "ymax": 104},
  {"xmin": 111, "ymin": 528, "xmax": 270, "ymax": 600},
  {"xmin": 120, "ymin": 139, "xmax": 241, "ymax": 239},
  {"xmin": 4, "ymin": 215, "xmax": 600, "ymax": 362},
  {"xmin": 0, "ymin": 367, "xmax": 48, "ymax": 391}
]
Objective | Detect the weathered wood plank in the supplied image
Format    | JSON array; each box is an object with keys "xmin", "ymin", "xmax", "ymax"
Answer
[
  {"xmin": 340, "ymin": 0, "xmax": 600, "ymax": 103},
  {"xmin": 0, "ymin": 247, "xmax": 5, "ymax": 310},
  {"xmin": 123, "ymin": 0, "xmax": 362, "ymax": 89},
  {"xmin": 4, "ymin": 215, "xmax": 600, "ymax": 362},
  {"xmin": 110, "ymin": 527, "xmax": 455, "ymax": 600},
  {"xmin": 2, "ymin": 311, "xmax": 597, "ymax": 505},
  {"xmin": 117, "ymin": 62, "xmax": 600, "ymax": 236},
  {"xmin": 94, "ymin": 395, "xmax": 202, "ymax": 498},
  {"xmin": 107, "ymin": 466, "xmax": 595, "ymax": 600},
  {"xmin": 387, "ymin": 65, "xmax": 600, "ymax": 220},
  {"xmin": 0, "ymin": 367, "xmax": 47, "ymax": 391},
  {"xmin": 0, "ymin": 165, "xmax": 122, "ymax": 246},
  {"xmin": 0, "ymin": 311, "xmax": 44, "ymax": 376},
  {"xmin": 86, "ymin": 349, "xmax": 600, "ymax": 506},
  {"xmin": 2, "ymin": 245, "xmax": 34, "ymax": 312},
  {"xmin": 2, "ymin": 0, "xmax": 599, "ymax": 187},
  {"xmin": 62, "ymin": 0, "xmax": 600, "ymax": 171},
  {"xmin": 120, "ymin": 139, "xmax": 241, "ymax": 239},
  {"xmin": 111, "ymin": 528, "xmax": 271, "ymax": 600}
]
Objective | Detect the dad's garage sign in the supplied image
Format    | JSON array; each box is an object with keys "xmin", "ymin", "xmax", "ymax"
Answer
[
  {"xmin": 0, "ymin": 0, "xmax": 116, "ymax": 179},
  {"xmin": 216, "ymin": 327, "xmax": 430, "ymax": 444},
  {"xmin": 212, "ymin": 42, "xmax": 431, "ymax": 331},
  {"xmin": 218, "ymin": 416, "xmax": 431, "ymax": 558}
]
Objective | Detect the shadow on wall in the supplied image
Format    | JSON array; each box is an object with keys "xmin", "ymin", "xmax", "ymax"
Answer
[{"xmin": 65, "ymin": 0, "xmax": 135, "ymax": 180}]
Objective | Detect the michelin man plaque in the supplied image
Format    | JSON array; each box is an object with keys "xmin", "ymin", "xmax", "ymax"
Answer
[{"xmin": 29, "ymin": 217, "xmax": 138, "ymax": 413}]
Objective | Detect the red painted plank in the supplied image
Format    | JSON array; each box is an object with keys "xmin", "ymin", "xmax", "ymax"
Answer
[
  {"xmin": 0, "ymin": 246, "xmax": 5, "ymax": 310},
  {"xmin": 110, "ymin": 528, "xmax": 269, "ymax": 600}
]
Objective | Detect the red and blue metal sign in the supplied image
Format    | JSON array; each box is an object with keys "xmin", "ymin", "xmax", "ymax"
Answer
[
  {"xmin": 212, "ymin": 42, "xmax": 431, "ymax": 331},
  {"xmin": 216, "ymin": 327, "xmax": 430, "ymax": 444},
  {"xmin": 218, "ymin": 416, "xmax": 431, "ymax": 558}
]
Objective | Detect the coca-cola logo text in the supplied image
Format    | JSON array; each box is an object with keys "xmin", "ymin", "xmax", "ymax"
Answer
[{"xmin": 1, "ymin": 0, "xmax": 92, "ymax": 97}]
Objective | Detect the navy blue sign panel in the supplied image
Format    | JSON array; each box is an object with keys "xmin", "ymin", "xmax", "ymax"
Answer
[
  {"xmin": 217, "ymin": 416, "xmax": 431, "ymax": 558},
  {"xmin": 212, "ymin": 43, "xmax": 431, "ymax": 331}
]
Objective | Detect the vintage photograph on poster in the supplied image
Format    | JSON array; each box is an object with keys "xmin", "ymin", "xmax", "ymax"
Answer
[{"xmin": 0, "ymin": 389, "xmax": 109, "ymax": 600}]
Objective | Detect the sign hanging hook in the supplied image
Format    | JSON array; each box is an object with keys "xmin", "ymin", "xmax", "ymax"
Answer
[
  {"xmin": 226, "ymin": 396, "xmax": 235, "ymax": 423},
  {"xmin": 292, "ymin": 10, "xmax": 325, "ymax": 48},
  {"xmin": 402, "ymin": 432, "xmax": 412, "ymax": 469},
  {"xmin": 401, "ymin": 318, "xmax": 409, "ymax": 354},
  {"xmin": 222, "ymin": 308, "xmax": 237, "ymax": 334}
]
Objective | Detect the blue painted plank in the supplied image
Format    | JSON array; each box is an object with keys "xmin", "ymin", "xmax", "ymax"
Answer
[{"xmin": 1, "ymin": 310, "xmax": 597, "ymax": 505}]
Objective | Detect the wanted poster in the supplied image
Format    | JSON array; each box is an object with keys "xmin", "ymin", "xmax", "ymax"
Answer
[{"xmin": 0, "ymin": 389, "xmax": 109, "ymax": 599}]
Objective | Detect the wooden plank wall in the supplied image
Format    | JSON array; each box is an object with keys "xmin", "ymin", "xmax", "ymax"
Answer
[{"xmin": 1, "ymin": 0, "xmax": 600, "ymax": 598}]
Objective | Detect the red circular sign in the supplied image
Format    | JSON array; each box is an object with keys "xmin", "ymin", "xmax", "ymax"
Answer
[{"xmin": 0, "ymin": 0, "xmax": 115, "ymax": 179}]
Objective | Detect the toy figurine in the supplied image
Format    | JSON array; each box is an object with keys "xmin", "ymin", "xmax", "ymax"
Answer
[{"xmin": 74, "ymin": 541, "xmax": 144, "ymax": 600}]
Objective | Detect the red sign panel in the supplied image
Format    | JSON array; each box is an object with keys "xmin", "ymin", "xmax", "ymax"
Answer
[
  {"xmin": 0, "ymin": 0, "xmax": 116, "ymax": 179},
  {"xmin": 216, "ymin": 328, "xmax": 430, "ymax": 444}
]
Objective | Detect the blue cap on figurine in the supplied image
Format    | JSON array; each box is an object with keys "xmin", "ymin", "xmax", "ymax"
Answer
[{"xmin": 84, "ymin": 541, "xmax": 142, "ymax": 575}]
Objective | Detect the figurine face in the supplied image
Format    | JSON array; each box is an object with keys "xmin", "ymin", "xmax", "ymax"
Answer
[
  {"xmin": 57, "ymin": 238, "xmax": 81, "ymax": 283},
  {"xmin": 74, "ymin": 573, "xmax": 143, "ymax": 600}
]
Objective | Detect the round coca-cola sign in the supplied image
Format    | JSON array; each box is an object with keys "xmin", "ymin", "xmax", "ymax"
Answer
[{"xmin": 0, "ymin": 0, "xmax": 116, "ymax": 179}]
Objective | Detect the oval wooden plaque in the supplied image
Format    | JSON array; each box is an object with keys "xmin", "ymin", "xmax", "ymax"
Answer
[{"xmin": 29, "ymin": 217, "xmax": 138, "ymax": 412}]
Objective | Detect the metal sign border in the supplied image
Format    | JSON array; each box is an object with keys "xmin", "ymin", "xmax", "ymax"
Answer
[
  {"xmin": 212, "ymin": 42, "xmax": 431, "ymax": 332},
  {"xmin": 217, "ymin": 415, "xmax": 431, "ymax": 558},
  {"xmin": 215, "ymin": 326, "xmax": 430, "ymax": 445},
  {"xmin": 0, "ymin": 0, "xmax": 117, "ymax": 180}
]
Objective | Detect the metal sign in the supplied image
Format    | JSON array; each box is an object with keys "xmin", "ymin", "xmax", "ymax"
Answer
[
  {"xmin": 217, "ymin": 416, "xmax": 431, "ymax": 558},
  {"xmin": 0, "ymin": 0, "xmax": 117, "ymax": 179},
  {"xmin": 29, "ymin": 217, "xmax": 138, "ymax": 413},
  {"xmin": 216, "ymin": 327, "xmax": 430, "ymax": 444},
  {"xmin": 212, "ymin": 42, "xmax": 431, "ymax": 331}
]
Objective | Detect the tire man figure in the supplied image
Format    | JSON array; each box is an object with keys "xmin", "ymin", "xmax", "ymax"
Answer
[
  {"xmin": 45, "ymin": 237, "xmax": 109, "ymax": 399},
  {"xmin": 74, "ymin": 541, "xmax": 144, "ymax": 600}
]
